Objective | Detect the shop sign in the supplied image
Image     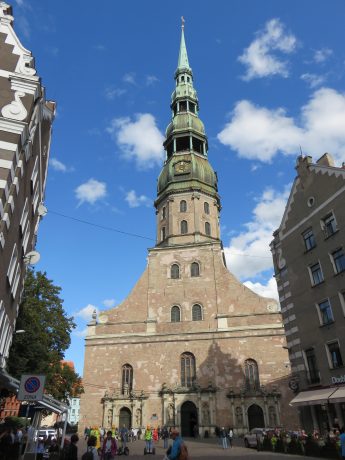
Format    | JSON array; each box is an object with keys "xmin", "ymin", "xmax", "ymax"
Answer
[{"xmin": 331, "ymin": 374, "xmax": 345, "ymax": 384}]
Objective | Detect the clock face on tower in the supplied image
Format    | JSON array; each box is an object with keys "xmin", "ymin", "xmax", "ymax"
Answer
[{"xmin": 174, "ymin": 160, "xmax": 191, "ymax": 175}]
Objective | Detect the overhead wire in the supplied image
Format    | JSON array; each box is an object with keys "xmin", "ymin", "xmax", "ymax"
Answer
[{"xmin": 48, "ymin": 209, "xmax": 272, "ymax": 259}]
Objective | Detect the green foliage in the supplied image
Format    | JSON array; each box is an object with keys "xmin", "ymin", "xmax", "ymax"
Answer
[
  {"xmin": 7, "ymin": 269, "xmax": 83, "ymax": 401},
  {"xmin": 4, "ymin": 416, "xmax": 26, "ymax": 429}
]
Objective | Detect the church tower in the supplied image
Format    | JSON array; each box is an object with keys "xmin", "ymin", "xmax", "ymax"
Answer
[
  {"xmin": 156, "ymin": 22, "xmax": 220, "ymax": 247},
  {"xmin": 80, "ymin": 24, "xmax": 298, "ymax": 435}
]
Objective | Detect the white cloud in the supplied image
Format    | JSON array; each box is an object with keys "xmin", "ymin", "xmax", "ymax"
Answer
[
  {"xmin": 105, "ymin": 87, "xmax": 126, "ymax": 100},
  {"xmin": 238, "ymin": 18, "xmax": 297, "ymax": 80},
  {"xmin": 224, "ymin": 186, "xmax": 290, "ymax": 279},
  {"xmin": 73, "ymin": 327, "xmax": 88, "ymax": 338},
  {"xmin": 106, "ymin": 113, "xmax": 164, "ymax": 168},
  {"xmin": 218, "ymin": 87, "xmax": 345, "ymax": 164},
  {"xmin": 244, "ymin": 277, "xmax": 279, "ymax": 301},
  {"xmin": 146, "ymin": 75, "xmax": 159, "ymax": 86},
  {"xmin": 314, "ymin": 47, "xmax": 333, "ymax": 63},
  {"xmin": 301, "ymin": 73, "xmax": 326, "ymax": 88},
  {"xmin": 74, "ymin": 304, "xmax": 99, "ymax": 322},
  {"xmin": 75, "ymin": 178, "xmax": 107, "ymax": 205},
  {"xmin": 123, "ymin": 73, "xmax": 136, "ymax": 85},
  {"xmin": 50, "ymin": 157, "xmax": 70, "ymax": 172},
  {"xmin": 102, "ymin": 299, "xmax": 116, "ymax": 308},
  {"xmin": 125, "ymin": 190, "xmax": 152, "ymax": 208}
]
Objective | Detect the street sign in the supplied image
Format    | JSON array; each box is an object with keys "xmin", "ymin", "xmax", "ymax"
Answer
[{"xmin": 18, "ymin": 374, "xmax": 46, "ymax": 401}]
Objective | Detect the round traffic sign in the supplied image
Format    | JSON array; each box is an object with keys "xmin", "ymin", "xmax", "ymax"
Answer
[{"xmin": 24, "ymin": 377, "xmax": 41, "ymax": 394}]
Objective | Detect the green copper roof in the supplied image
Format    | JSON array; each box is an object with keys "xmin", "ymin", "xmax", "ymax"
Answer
[{"xmin": 177, "ymin": 27, "xmax": 191, "ymax": 72}]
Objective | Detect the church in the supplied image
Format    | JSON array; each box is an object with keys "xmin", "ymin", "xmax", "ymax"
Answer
[{"xmin": 79, "ymin": 25, "xmax": 297, "ymax": 436}]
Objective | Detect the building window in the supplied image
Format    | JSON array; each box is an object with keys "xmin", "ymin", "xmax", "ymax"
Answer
[
  {"xmin": 180, "ymin": 200, "xmax": 187, "ymax": 212},
  {"xmin": 302, "ymin": 228, "xmax": 316, "ymax": 251},
  {"xmin": 162, "ymin": 206, "xmax": 166, "ymax": 220},
  {"xmin": 161, "ymin": 227, "xmax": 166, "ymax": 241},
  {"xmin": 122, "ymin": 364, "xmax": 133, "ymax": 394},
  {"xmin": 317, "ymin": 299, "xmax": 334, "ymax": 325},
  {"xmin": 181, "ymin": 352, "xmax": 196, "ymax": 387},
  {"xmin": 327, "ymin": 341, "xmax": 343, "ymax": 369},
  {"xmin": 305, "ymin": 348, "xmax": 320, "ymax": 384},
  {"xmin": 204, "ymin": 202, "xmax": 210, "ymax": 214},
  {"xmin": 322, "ymin": 212, "xmax": 337, "ymax": 238},
  {"xmin": 205, "ymin": 222, "xmax": 211, "ymax": 236},
  {"xmin": 171, "ymin": 306, "xmax": 181, "ymax": 323},
  {"xmin": 7, "ymin": 245, "xmax": 18, "ymax": 286},
  {"xmin": 181, "ymin": 220, "xmax": 188, "ymax": 234},
  {"xmin": 192, "ymin": 304, "xmax": 202, "ymax": 321},
  {"xmin": 244, "ymin": 359, "xmax": 260, "ymax": 390},
  {"xmin": 339, "ymin": 291, "xmax": 345, "ymax": 316},
  {"xmin": 331, "ymin": 248, "xmax": 345, "ymax": 274},
  {"xmin": 309, "ymin": 262, "xmax": 324, "ymax": 286},
  {"xmin": 191, "ymin": 262, "xmax": 200, "ymax": 277},
  {"xmin": 171, "ymin": 264, "xmax": 180, "ymax": 279}
]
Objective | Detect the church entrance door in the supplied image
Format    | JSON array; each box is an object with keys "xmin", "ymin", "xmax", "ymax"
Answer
[
  {"xmin": 119, "ymin": 407, "xmax": 132, "ymax": 429},
  {"xmin": 247, "ymin": 404, "xmax": 264, "ymax": 430},
  {"xmin": 181, "ymin": 401, "xmax": 198, "ymax": 437}
]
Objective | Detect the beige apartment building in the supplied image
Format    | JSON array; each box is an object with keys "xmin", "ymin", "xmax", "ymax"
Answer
[
  {"xmin": 0, "ymin": 2, "xmax": 55, "ymax": 388},
  {"xmin": 80, "ymin": 26, "xmax": 298, "ymax": 435},
  {"xmin": 271, "ymin": 154, "xmax": 345, "ymax": 432}
]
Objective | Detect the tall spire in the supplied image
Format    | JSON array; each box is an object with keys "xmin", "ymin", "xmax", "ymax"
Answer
[{"xmin": 177, "ymin": 17, "xmax": 191, "ymax": 72}]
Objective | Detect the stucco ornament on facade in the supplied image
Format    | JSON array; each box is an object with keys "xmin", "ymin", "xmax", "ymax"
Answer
[{"xmin": 1, "ymin": 91, "xmax": 27, "ymax": 121}]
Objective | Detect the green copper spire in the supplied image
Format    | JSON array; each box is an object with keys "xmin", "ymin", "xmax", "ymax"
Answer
[{"xmin": 177, "ymin": 17, "xmax": 191, "ymax": 72}]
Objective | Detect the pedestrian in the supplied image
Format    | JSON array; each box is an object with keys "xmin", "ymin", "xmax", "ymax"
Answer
[
  {"xmin": 101, "ymin": 430, "xmax": 117, "ymax": 460},
  {"xmin": 162, "ymin": 426, "xmax": 169, "ymax": 449},
  {"xmin": 84, "ymin": 427, "xmax": 90, "ymax": 441},
  {"xmin": 228, "ymin": 427, "xmax": 233, "ymax": 448},
  {"xmin": 65, "ymin": 434, "xmax": 78, "ymax": 460},
  {"xmin": 166, "ymin": 428, "xmax": 188, "ymax": 460},
  {"xmin": 340, "ymin": 427, "xmax": 345, "ymax": 460},
  {"xmin": 144, "ymin": 425, "xmax": 153, "ymax": 454},
  {"xmin": 220, "ymin": 427, "xmax": 228, "ymax": 449},
  {"xmin": 119, "ymin": 424, "xmax": 128, "ymax": 449},
  {"xmin": 83, "ymin": 435, "xmax": 99, "ymax": 460}
]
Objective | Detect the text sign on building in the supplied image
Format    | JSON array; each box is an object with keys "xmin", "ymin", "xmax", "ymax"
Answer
[
  {"xmin": 331, "ymin": 375, "xmax": 345, "ymax": 385},
  {"xmin": 18, "ymin": 374, "xmax": 46, "ymax": 401}
]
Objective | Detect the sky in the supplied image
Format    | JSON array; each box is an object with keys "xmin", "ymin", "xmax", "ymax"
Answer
[{"xmin": 11, "ymin": 0, "xmax": 345, "ymax": 375}]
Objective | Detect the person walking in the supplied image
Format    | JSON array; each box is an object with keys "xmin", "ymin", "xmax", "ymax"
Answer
[
  {"xmin": 166, "ymin": 428, "xmax": 188, "ymax": 460},
  {"xmin": 65, "ymin": 434, "xmax": 78, "ymax": 460},
  {"xmin": 340, "ymin": 428, "xmax": 345, "ymax": 460},
  {"xmin": 220, "ymin": 427, "xmax": 228, "ymax": 449},
  {"xmin": 83, "ymin": 435, "xmax": 99, "ymax": 460},
  {"xmin": 228, "ymin": 428, "xmax": 233, "ymax": 448},
  {"xmin": 162, "ymin": 426, "xmax": 169, "ymax": 449},
  {"xmin": 119, "ymin": 424, "xmax": 128, "ymax": 449}
]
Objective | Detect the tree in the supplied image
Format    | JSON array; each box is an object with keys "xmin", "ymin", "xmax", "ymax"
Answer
[{"xmin": 7, "ymin": 269, "xmax": 83, "ymax": 401}]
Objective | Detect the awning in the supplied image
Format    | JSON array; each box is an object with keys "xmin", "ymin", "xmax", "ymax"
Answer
[
  {"xmin": 328, "ymin": 386, "xmax": 345, "ymax": 404},
  {"xmin": 290, "ymin": 388, "xmax": 338, "ymax": 406}
]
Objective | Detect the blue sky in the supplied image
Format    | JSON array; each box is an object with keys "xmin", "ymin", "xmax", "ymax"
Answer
[{"xmin": 12, "ymin": 0, "xmax": 345, "ymax": 375}]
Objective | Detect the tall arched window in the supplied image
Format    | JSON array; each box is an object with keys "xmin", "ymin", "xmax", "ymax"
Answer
[
  {"xmin": 192, "ymin": 304, "xmax": 202, "ymax": 321},
  {"xmin": 244, "ymin": 359, "xmax": 260, "ymax": 390},
  {"xmin": 161, "ymin": 227, "xmax": 166, "ymax": 241},
  {"xmin": 171, "ymin": 306, "xmax": 181, "ymax": 322},
  {"xmin": 162, "ymin": 206, "xmax": 166, "ymax": 219},
  {"xmin": 181, "ymin": 352, "xmax": 196, "ymax": 387},
  {"xmin": 181, "ymin": 220, "xmax": 188, "ymax": 234},
  {"xmin": 204, "ymin": 202, "xmax": 210, "ymax": 214},
  {"xmin": 180, "ymin": 200, "xmax": 187, "ymax": 212},
  {"xmin": 191, "ymin": 262, "xmax": 200, "ymax": 277},
  {"xmin": 205, "ymin": 222, "xmax": 211, "ymax": 236},
  {"xmin": 171, "ymin": 264, "xmax": 180, "ymax": 279},
  {"xmin": 122, "ymin": 364, "xmax": 133, "ymax": 395}
]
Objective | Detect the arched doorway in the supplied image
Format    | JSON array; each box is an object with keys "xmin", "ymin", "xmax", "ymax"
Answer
[
  {"xmin": 247, "ymin": 404, "xmax": 264, "ymax": 430},
  {"xmin": 119, "ymin": 407, "xmax": 132, "ymax": 429},
  {"xmin": 181, "ymin": 401, "xmax": 198, "ymax": 437}
]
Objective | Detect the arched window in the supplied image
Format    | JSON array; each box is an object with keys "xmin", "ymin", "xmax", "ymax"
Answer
[
  {"xmin": 192, "ymin": 304, "xmax": 202, "ymax": 321},
  {"xmin": 122, "ymin": 364, "xmax": 133, "ymax": 395},
  {"xmin": 181, "ymin": 352, "xmax": 196, "ymax": 387},
  {"xmin": 162, "ymin": 206, "xmax": 166, "ymax": 219},
  {"xmin": 171, "ymin": 264, "xmax": 180, "ymax": 279},
  {"xmin": 180, "ymin": 200, "xmax": 187, "ymax": 212},
  {"xmin": 171, "ymin": 306, "xmax": 181, "ymax": 322},
  {"xmin": 191, "ymin": 262, "xmax": 200, "ymax": 277},
  {"xmin": 204, "ymin": 202, "xmax": 210, "ymax": 214},
  {"xmin": 181, "ymin": 220, "xmax": 188, "ymax": 234},
  {"xmin": 161, "ymin": 227, "xmax": 166, "ymax": 241},
  {"xmin": 205, "ymin": 222, "xmax": 211, "ymax": 236},
  {"xmin": 244, "ymin": 359, "xmax": 260, "ymax": 390}
]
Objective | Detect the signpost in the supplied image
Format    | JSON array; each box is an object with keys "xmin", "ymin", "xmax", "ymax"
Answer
[{"xmin": 18, "ymin": 374, "xmax": 46, "ymax": 401}]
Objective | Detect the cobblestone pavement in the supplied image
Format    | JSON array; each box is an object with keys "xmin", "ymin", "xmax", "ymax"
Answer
[{"xmin": 75, "ymin": 437, "xmax": 321, "ymax": 460}]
